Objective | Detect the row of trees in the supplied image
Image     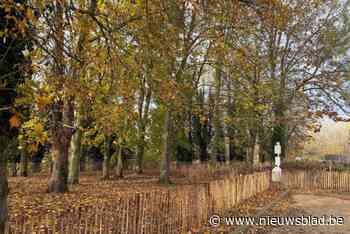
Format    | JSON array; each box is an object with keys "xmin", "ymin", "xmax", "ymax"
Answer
[{"xmin": 1, "ymin": 0, "xmax": 350, "ymax": 231}]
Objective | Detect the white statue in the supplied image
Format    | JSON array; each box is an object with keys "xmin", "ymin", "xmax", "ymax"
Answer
[{"xmin": 272, "ymin": 142, "xmax": 282, "ymax": 182}]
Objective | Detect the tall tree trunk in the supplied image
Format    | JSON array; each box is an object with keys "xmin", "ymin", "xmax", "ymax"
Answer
[
  {"xmin": 116, "ymin": 117, "xmax": 129, "ymax": 177},
  {"xmin": 136, "ymin": 82, "xmax": 152, "ymax": 174},
  {"xmin": 19, "ymin": 150, "xmax": 28, "ymax": 177},
  {"xmin": 0, "ymin": 137, "xmax": 9, "ymax": 233},
  {"xmin": 224, "ymin": 81, "xmax": 233, "ymax": 164},
  {"xmin": 68, "ymin": 105, "xmax": 83, "ymax": 184},
  {"xmin": 47, "ymin": 0, "xmax": 74, "ymax": 193},
  {"xmin": 253, "ymin": 143, "xmax": 260, "ymax": 166},
  {"xmin": 136, "ymin": 116, "xmax": 146, "ymax": 174},
  {"xmin": 135, "ymin": 135, "xmax": 145, "ymax": 174},
  {"xmin": 67, "ymin": 0, "xmax": 97, "ymax": 182},
  {"xmin": 159, "ymin": 107, "xmax": 172, "ymax": 185},
  {"xmin": 247, "ymin": 129, "xmax": 257, "ymax": 165},
  {"xmin": 102, "ymin": 135, "xmax": 112, "ymax": 180},
  {"xmin": 224, "ymin": 137, "xmax": 230, "ymax": 164},
  {"xmin": 136, "ymin": 110, "xmax": 150, "ymax": 173},
  {"xmin": 48, "ymin": 100, "xmax": 74, "ymax": 193},
  {"xmin": 68, "ymin": 128, "xmax": 82, "ymax": 184},
  {"xmin": 212, "ymin": 64, "xmax": 223, "ymax": 163},
  {"xmin": 115, "ymin": 146, "xmax": 123, "ymax": 178},
  {"xmin": 48, "ymin": 137, "xmax": 69, "ymax": 192}
]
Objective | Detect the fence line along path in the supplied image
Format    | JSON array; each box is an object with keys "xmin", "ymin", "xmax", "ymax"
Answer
[
  {"xmin": 282, "ymin": 169, "xmax": 350, "ymax": 192},
  {"xmin": 6, "ymin": 171, "xmax": 271, "ymax": 234}
]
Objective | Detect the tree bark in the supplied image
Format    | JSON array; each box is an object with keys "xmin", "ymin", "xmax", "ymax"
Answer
[
  {"xmin": 48, "ymin": 138, "xmax": 69, "ymax": 192},
  {"xmin": 135, "ymin": 139, "xmax": 145, "ymax": 174},
  {"xmin": 136, "ymin": 82, "xmax": 152, "ymax": 174},
  {"xmin": 135, "ymin": 112, "xmax": 146, "ymax": 172},
  {"xmin": 0, "ymin": 137, "xmax": 9, "ymax": 233},
  {"xmin": 115, "ymin": 146, "xmax": 123, "ymax": 178},
  {"xmin": 159, "ymin": 107, "xmax": 172, "ymax": 185},
  {"xmin": 212, "ymin": 63, "xmax": 223, "ymax": 163},
  {"xmin": 68, "ymin": 128, "xmax": 82, "ymax": 184},
  {"xmin": 102, "ymin": 135, "xmax": 112, "ymax": 180},
  {"xmin": 48, "ymin": 100, "xmax": 74, "ymax": 193},
  {"xmin": 47, "ymin": 100, "xmax": 74, "ymax": 193},
  {"xmin": 67, "ymin": 0, "xmax": 97, "ymax": 183},
  {"xmin": 224, "ymin": 136, "xmax": 230, "ymax": 164},
  {"xmin": 136, "ymin": 110, "xmax": 149, "ymax": 174},
  {"xmin": 247, "ymin": 129, "xmax": 257, "ymax": 165},
  {"xmin": 253, "ymin": 143, "xmax": 260, "ymax": 166},
  {"xmin": 68, "ymin": 106, "xmax": 83, "ymax": 184},
  {"xmin": 19, "ymin": 150, "xmax": 28, "ymax": 177}
]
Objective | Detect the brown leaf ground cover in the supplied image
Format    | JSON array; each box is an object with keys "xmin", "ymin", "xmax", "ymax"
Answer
[{"xmin": 8, "ymin": 171, "xmax": 179, "ymax": 223}]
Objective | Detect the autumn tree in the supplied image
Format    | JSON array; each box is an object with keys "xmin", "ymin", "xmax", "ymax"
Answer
[
  {"xmin": 255, "ymin": 0, "xmax": 350, "ymax": 159},
  {"xmin": 205, "ymin": 0, "xmax": 350, "ymax": 162},
  {"xmin": 24, "ymin": 0, "xmax": 97, "ymax": 191},
  {"xmin": 0, "ymin": 0, "xmax": 29, "ymax": 230},
  {"xmin": 22, "ymin": 0, "xmax": 136, "ymax": 188}
]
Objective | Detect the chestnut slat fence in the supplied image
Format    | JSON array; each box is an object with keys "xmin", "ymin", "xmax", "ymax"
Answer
[
  {"xmin": 282, "ymin": 169, "xmax": 350, "ymax": 192},
  {"xmin": 6, "ymin": 171, "xmax": 271, "ymax": 234},
  {"xmin": 173, "ymin": 162, "xmax": 271, "ymax": 182},
  {"xmin": 6, "ymin": 171, "xmax": 270, "ymax": 234}
]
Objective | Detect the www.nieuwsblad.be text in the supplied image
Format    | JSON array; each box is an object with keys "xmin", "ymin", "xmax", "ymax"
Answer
[{"xmin": 208, "ymin": 215, "xmax": 344, "ymax": 227}]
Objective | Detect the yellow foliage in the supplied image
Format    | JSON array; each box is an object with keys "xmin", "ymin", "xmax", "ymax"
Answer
[
  {"xmin": 36, "ymin": 95, "xmax": 53, "ymax": 110},
  {"xmin": 33, "ymin": 122, "xmax": 44, "ymax": 135},
  {"xmin": 20, "ymin": 117, "xmax": 48, "ymax": 153}
]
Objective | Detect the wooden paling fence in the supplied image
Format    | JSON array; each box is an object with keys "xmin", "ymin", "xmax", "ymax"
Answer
[
  {"xmin": 173, "ymin": 162, "xmax": 271, "ymax": 182},
  {"xmin": 6, "ymin": 171, "xmax": 270, "ymax": 234},
  {"xmin": 282, "ymin": 169, "xmax": 350, "ymax": 191}
]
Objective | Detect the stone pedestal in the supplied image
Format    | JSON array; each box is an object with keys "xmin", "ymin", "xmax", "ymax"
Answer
[{"xmin": 272, "ymin": 166, "xmax": 282, "ymax": 182}]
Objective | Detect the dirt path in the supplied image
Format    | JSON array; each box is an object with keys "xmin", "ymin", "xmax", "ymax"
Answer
[
  {"xmin": 291, "ymin": 193, "xmax": 350, "ymax": 233},
  {"xmin": 248, "ymin": 193, "xmax": 350, "ymax": 234}
]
